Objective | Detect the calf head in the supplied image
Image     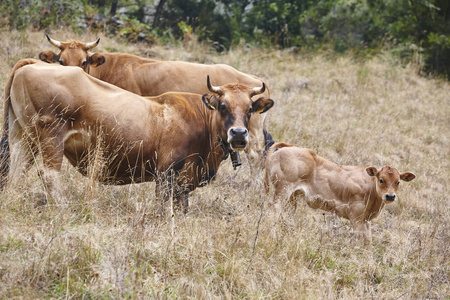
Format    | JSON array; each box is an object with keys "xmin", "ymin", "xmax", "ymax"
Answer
[
  {"xmin": 366, "ymin": 166, "xmax": 415, "ymax": 202},
  {"xmin": 202, "ymin": 76, "xmax": 274, "ymax": 151},
  {"xmin": 39, "ymin": 35, "xmax": 105, "ymax": 71}
]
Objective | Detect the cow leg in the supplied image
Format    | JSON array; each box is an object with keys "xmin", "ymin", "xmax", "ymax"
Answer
[
  {"xmin": 34, "ymin": 122, "xmax": 66, "ymax": 204},
  {"xmin": 155, "ymin": 175, "xmax": 170, "ymax": 216},
  {"xmin": 9, "ymin": 137, "xmax": 35, "ymax": 189},
  {"xmin": 8, "ymin": 115, "xmax": 38, "ymax": 189},
  {"xmin": 156, "ymin": 177, "xmax": 189, "ymax": 215},
  {"xmin": 174, "ymin": 191, "xmax": 189, "ymax": 214},
  {"xmin": 39, "ymin": 149, "xmax": 65, "ymax": 204},
  {"xmin": 155, "ymin": 168, "xmax": 180, "ymax": 216}
]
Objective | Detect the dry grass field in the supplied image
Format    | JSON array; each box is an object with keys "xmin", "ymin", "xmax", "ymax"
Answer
[{"xmin": 0, "ymin": 29, "xmax": 448, "ymax": 299}]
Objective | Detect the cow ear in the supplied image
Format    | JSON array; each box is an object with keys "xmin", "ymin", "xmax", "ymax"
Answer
[
  {"xmin": 202, "ymin": 94, "xmax": 219, "ymax": 111},
  {"xmin": 252, "ymin": 97, "xmax": 274, "ymax": 114},
  {"xmin": 366, "ymin": 167, "xmax": 379, "ymax": 177},
  {"xmin": 88, "ymin": 53, "xmax": 106, "ymax": 67},
  {"xmin": 400, "ymin": 172, "xmax": 416, "ymax": 182},
  {"xmin": 38, "ymin": 50, "xmax": 58, "ymax": 63}
]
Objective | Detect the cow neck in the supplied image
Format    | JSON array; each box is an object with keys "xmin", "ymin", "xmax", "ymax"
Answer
[
  {"xmin": 216, "ymin": 131, "xmax": 230, "ymax": 160},
  {"xmin": 364, "ymin": 179, "xmax": 384, "ymax": 221},
  {"xmin": 213, "ymin": 112, "xmax": 241, "ymax": 170}
]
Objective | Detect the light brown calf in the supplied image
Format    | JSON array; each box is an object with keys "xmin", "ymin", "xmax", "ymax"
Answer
[{"xmin": 264, "ymin": 142, "xmax": 416, "ymax": 242}]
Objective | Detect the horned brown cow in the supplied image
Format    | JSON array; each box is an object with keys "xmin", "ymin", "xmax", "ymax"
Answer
[
  {"xmin": 39, "ymin": 35, "xmax": 272, "ymax": 173},
  {"xmin": 264, "ymin": 142, "xmax": 415, "ymax": 242},
  {"xmin": 0, "ymin": 61, "xmax": 273, "ymax": 212}
]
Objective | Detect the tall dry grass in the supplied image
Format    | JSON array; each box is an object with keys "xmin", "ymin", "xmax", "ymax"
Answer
[{"xmin": 0, "ymin": 29, "xmax": 448, "ymax": 299}]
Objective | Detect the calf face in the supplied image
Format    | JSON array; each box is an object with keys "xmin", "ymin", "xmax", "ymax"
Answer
[
  {"xmin": 202, "ymin": 76, "xmax": 274, "ymax": 151},
  {"xmin": 366, "ymin": 166, "xmax": 416, "ymax": 202}
]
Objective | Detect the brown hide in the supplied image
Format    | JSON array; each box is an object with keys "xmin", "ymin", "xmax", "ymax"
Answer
[
  {"xmin": 264, "ymin": 142, "xmax": 415, "ymax": 242},
  {"xmin": 39, "ymin": 37, "xmax": 272, "ymax": 172},
  {"xmin": 3, "ymin": 62, "xmax": 273, "ymax": 210},
  {"xmin": 88, "ymin": 53, "xmax": 268, "ymax": 98}
]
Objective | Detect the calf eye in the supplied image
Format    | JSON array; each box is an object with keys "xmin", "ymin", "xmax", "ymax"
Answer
[
  {"xmin": 59, "ymin": 61, "xmax": 64, "ymax": 65},
  {"xmin": 81, "ymin": 61, "xmax": 87, "ymax": 67},
  {"xmin": 396, "ymin": 181, "xmax": 400, "ymax": 186},
  {"xmin": 379, "ymin": 179, "xmax": 384, "ymax": 184},
  {"xmin": 249, "ymin": 107, "xmax": 254, "ymax": 113}
]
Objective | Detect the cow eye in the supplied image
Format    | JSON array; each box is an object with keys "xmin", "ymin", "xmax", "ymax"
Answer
[
  {"xmin": 249, "ymin": 107, "xmax": 254, "ymax": 113},
  {"xmin": 396, "ymin": 181, "xmax": 400, "ymax": 186},
  {"xmin": 81, "ymin": 61, "xmax": 86, "ymax": 67},
  {"xmin": 59, "ymin": 60, "xmax": 64, "ymax": 65},
  {"xmin": 379, "ymin": 179, "xmax": 384, "ymax": 184}
]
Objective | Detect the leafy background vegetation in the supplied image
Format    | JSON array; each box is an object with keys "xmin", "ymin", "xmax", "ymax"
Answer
[{"xmin": 1, "ymin": 0, "xmax": 449, "ymax": 77}]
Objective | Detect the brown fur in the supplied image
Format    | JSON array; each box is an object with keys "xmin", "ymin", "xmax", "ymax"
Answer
[
  {"xmin": 2, "ymin": 59, "xmax": 42, "ymax": 134},
  {"xmin": 265, "ymin": 142, "xmax": 416, "ymax": 242},
  {"xmin": 39, "ymin": 37, "xmax": 273, "ymax": 173},
  {"xmin": 2, "ymin": 62, "xmax": 273, "ymax": 211}
]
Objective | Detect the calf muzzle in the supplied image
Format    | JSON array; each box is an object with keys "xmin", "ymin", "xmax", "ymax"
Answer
[{"xmin": 385, "ymin": 194, "xmax": 396, "ymax": 201}]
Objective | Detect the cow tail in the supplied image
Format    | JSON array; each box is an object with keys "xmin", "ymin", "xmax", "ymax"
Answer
[
  {"xmin": 0, "ymin": 58, "xmax": 38, "ymax": 188},
  {"xmin": 0, "ymin": 109, "xmax": 9, "ymax": 188},
  {"xmin": 0, "ymin": 80, "xmax": 12, "ymax": 189},
  {"xmin": 264, "ymin": 141, "xmax": 294, "ymax": 194}
]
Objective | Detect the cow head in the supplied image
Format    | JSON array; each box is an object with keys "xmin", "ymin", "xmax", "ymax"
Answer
[
  {"xmin": 39, "ymin": 34, "xmax": 105, "ymax": 71},
  {"xmin": 366, "ymin": 166, "xmax": 415, "ymax": 202},
  {"xmin": 202, "ymin": 76, "xmax": 274, "ymax": 151}
]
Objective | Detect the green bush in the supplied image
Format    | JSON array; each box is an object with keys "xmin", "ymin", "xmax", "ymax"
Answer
[{"xmin": 0, "ymin": 0, "xmax": 449, "ymax": 77}]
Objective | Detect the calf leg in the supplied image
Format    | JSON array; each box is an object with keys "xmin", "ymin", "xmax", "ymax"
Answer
[
  {"xmin": 351, "ymin": 220, "xmax": 372, "ymax": 244},
  {"xmin": 270, "ymin": 181, "xmax": 291, "ymax": 213}
]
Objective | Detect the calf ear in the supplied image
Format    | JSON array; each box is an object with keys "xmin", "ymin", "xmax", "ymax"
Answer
[
  {"xmin": 252, "ymin": 97, "xmax": 274, "ymax": 114},
  {"xmin": 202, "ymin": 94, "xmax": 219, "ymax": 111},
  {"xmin": 366, "ymin": 167, "xmax": 379, "ymax": 177},
  {"xmin": 38, "ymin": 50, "xmax": 58, "ymax": 63},
  {"xmin": 88, "ymin": 53, "xmax": 106, "ymax": 67},
  {"xmin": 400, "ymin": 172, "xmax": 416, "ymax": 182}
]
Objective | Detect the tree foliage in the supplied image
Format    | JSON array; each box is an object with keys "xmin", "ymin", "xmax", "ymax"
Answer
[{"xmin": 0, "ymin": 0, "xmax": 449, "ymax": 77}]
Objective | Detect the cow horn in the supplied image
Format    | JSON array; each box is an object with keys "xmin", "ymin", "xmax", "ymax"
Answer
[
  {"xmin": 251, "ymin": 82, "xmax": 266, "ymax": 96},
  {"xmin": 85, "ymin": 38, "xmax": 100, "ymax": 50},
  {"xmin": 46, "ymin": 34, "xmax": 62, "ymax": 49},
  {"xmin": 207, "ymin": 75, "xmax": 223, "ymax": 94}
]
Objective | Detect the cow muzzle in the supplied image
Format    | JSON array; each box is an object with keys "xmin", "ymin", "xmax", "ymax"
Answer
[{"xmin": 227, "ymin": 127, "xmax": 248, "ymax": 151}]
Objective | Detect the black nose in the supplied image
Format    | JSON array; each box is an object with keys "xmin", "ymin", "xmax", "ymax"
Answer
[
  {"xmin": 386, "ymin": 194, "xmax": 396, "ymax": 201},
  {"xmin": 230, "ymin": 128, "xmax": 248, "ymax": 139}
]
